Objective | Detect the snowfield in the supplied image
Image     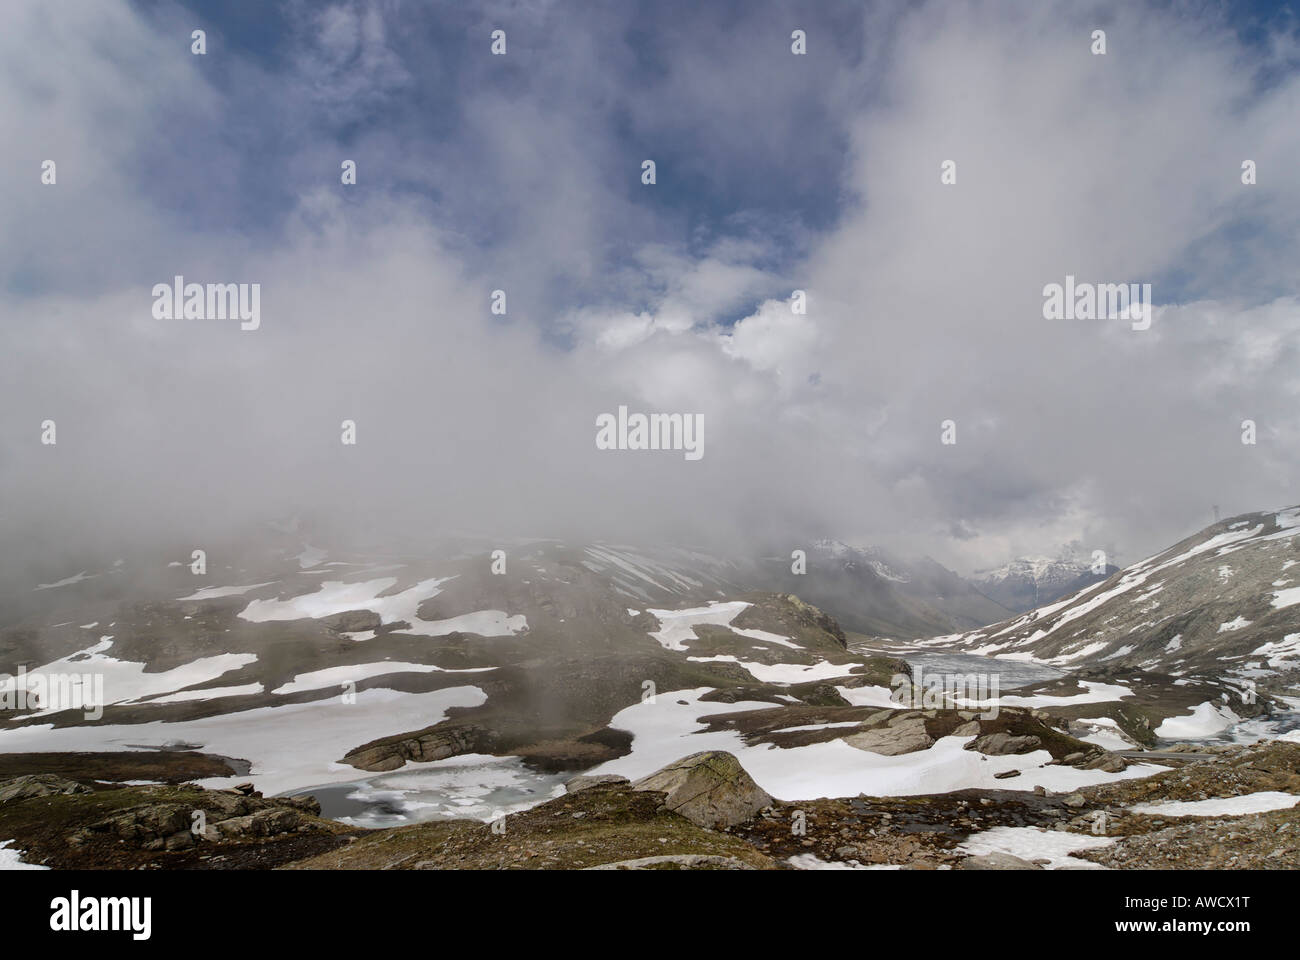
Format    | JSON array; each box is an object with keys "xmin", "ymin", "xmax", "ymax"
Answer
[
  {"xmin": 0, "ymin": 840, "xmax": 48, "ymax": 871},
  {"xmin": 238, "ymin": 576, "xmax": 527, "ymax": 637},
  {"xmin": 0, "ymin": 685, "xmax": 489, "ymax": 796},
  {"xmin": 957, "ymin": 826, "xmax": 1113, "ymax": 869},
  {"xmin": 0, "ymin": 639, "xmax": 258, "ymax": 712},
  {"xmin": 1154, "ymin": 701, "xmax": 1243, "ymax": 739},
  {"xmin": 585, "ymin": 688, "xmax": 1163, "ymax": 800},
  {"xmin": 1129, "ymin": 792, "xmax": 1300, "ymax": 818}
]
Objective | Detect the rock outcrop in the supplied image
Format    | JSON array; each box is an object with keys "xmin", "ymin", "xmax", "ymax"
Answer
[
  {"xmin": 0, "ymin": 774, "xmax": 91, "ymax": 803},
  {"xmin": 842, "ymin": 717, "xmax": 934, "ymax": 756},
  {"xmin": 565, "ymin": 773, "xmax": 630, "ymax": 794},
  {"xmin": 631, "ymin": 751, "xmax": 773, "ymax": 829},
  {"xmin": 964, "ymin": 732, "xmax": 1043, "ymax": 756}
]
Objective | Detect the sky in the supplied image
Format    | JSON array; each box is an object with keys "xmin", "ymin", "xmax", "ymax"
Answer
[{"xmin": 2, "ymin": 0, "xmax": 1299, "ymax": 581}]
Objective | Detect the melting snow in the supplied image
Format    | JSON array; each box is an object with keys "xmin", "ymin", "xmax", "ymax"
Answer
[
  {"xmin": 273, "ymin": 660, "xmax": 495, "ymax": 695},
  {"xmin": 35, "ymin": 572, "xmax": 95, "ymax": 590},
  {"xmin": 0, "ymin": 685, "xmax": 489, "ymax": 796},
  {"xmin": 1252, "ymin": 633, "xmax": 1300, "ymax": 667},
  {"xmin": 1270, "ymin": 586, "xmax": 1300, "ymax": 610},
  {"xmin": 584, "ymin": 689, "xmax": 1161, "ymax": 800},
  {"xmin": 684, "ymin": 655, "xmax": 852, "ymax": 685},
  {"xmin": 145, "ymin": 683, "xmax": 265, "ymax": 704},
  {"xmin": 957, "ymin": 826, "xmax": 1112, "ymax": 869},
  {"xmin": 177, "ymin": 581, "xmax": 277, "ymax": 601},
  {"xmin": 1130, "ymin": 792, "xmax": 1299, "ymax": 818},
  {"xmin": 1154, "ymin": 701, "xmax": 1242, "ymax": 739},
  {"xmin": 239, "ymin": 577, "xmax": 527, "ymax": 638},
  {"xmin": 0, "ymin": 641, "xmax": 258, "ymax": 711},
  {"xmin": 646, "ymin": 601, "xmax": 751, "ymax": 651},
  {"xmin": 0, "ymin": 840, "xmax": 48, "ymax": 870}
]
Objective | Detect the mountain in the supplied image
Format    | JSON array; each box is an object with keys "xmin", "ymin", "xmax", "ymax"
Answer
[
  {"xmin": 926, "ymin": 506, "xmax": 1300, "ymax": 688},
  {"xmin": 0, "ymin": 539, "xmax": 892, "ymax": 798},
  {"xmin": 973, "ymin": 553, "xmax": 1121, "ymax": 613},
  {"xmin": 754, "ymin": 540, "xmax": 1015, "ymax": 638}
]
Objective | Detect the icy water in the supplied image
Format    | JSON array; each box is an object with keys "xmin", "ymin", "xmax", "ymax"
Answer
[
  {"xmin": 295, "ymin": 753, "xmax": 571, "ymax": 828},
  {"xmin": 1191, "ymin": 711, "xmax": 1300, "ymax": 746},
  {"xmin": 903, "ymin": 652, "xmax": 1065, "ymax": 689}
]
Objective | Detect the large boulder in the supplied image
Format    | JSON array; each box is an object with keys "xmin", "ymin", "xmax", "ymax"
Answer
[
  {"xmin": 1080, "ymin": 752, "xmax": 1127, "ymax": 772},
  {"xmin": 842, "ymin": 718, "xmax": 934, "ymax": 756},
  {"xmin": 631, "ymin": 751, "xmax": 772, "ymax": 829},
  {"xmin": 320, "ymin": 610, "xmax": 383, "ymax": 633},
  {"xmin": 344, "ymin": 723, "xmax": 492, "ymax": 772},
  {"xmin": 963, "ymin": 733, "xmax": 1042, "ymax": 756},
  {"xmin": 211, "ymin": 806, "xmax": 302, "ymax": 840}
]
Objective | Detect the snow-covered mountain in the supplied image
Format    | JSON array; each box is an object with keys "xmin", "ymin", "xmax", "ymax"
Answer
[
  {"xmin": 928, "ymin": 506, "xmax": 1300, "ymax": 688},
  {"xmin": 973, "ymin": 552, "xmax": 1120, "ymax": 613}
]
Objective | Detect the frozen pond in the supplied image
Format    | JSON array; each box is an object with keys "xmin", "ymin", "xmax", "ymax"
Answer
[
  {"xmin": 1181, "ymin": 709, "xmax": 1300, "ymax": 746},
  {"xmin": 903, "ymin": 652, "xmax": 1065, "ymax": 690},
  {"xmin": 293, "ymin": 753, "xmax": 571, "ymax": 828}
]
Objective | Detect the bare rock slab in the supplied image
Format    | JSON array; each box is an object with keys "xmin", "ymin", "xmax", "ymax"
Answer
[
  {"xmin": 842, "ymin": 718, "xmax": 934, "ymax": 756},
  {"xmin": 964, "ymin": 732, "xmax": 1042, "ymax": 756}
]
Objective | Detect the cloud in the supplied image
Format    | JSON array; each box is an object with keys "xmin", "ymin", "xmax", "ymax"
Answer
[{"xmin": 2, "ymin": 0, "xmax": 1299, "ymax": 586}]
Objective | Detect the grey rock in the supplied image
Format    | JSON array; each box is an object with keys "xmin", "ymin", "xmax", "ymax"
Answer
[
  {"xmin": 213, "ymin": 806, "xmax": 301, "ymax": 839},
  {"xmin": 1080, "ymin": 753, "xmax": 1128, "ymax": 773},
  {"xmin": 321, "ymin": 609, "xmax": 384, "ymax": 633},
  {"xmin": 964, "ymin": 733, "xmax": 1043, "ymax": 756},
  {"xmin": 0, "ymin": 774, "xmax": 91, "ymax": 803},
  {"xmin": 631, "ymin": 751, "xmax": 772, "ymax": 829},
  {"xmin": 565, "ymin": 773, "xmax": 630, "ymax": 794},
  {"xmin": 842, "ymin": 718, "xmax": 934, "ymax": 756},
  {"xmin": 281, "ymin": 794, "xmax": 322, "ymax": 815}
]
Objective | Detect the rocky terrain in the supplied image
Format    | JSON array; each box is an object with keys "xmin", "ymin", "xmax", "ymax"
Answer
[
  {"xmin": 928, "ymin": 508, "xmax": 1300, "ymax": 680},
  {"xmin": 1, "ymin": 507, "xmax": 1299, "ymax": 871},
  {"xmin": 0, "ymin": 770, "xmax": 352, "ymax": 869},
  {"xmin": 2, "ymin": 741, "xmax": 1297, "ymax": 870}
]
